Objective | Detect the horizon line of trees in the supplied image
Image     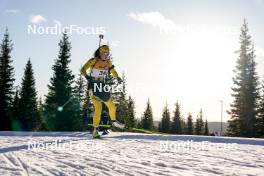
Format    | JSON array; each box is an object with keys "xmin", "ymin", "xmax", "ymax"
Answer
[{"xmin": 137, "ymin": 99, "xmax": 209, "ymax": 136}]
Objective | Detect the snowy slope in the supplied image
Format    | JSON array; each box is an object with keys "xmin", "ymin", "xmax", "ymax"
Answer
[{"xmin": 0, "ymin": 132, "xmax": 263, "ymax": 176}]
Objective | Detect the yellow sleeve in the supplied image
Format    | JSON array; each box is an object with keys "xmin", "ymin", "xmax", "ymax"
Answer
[
  {"xmin": 80, "ymin": 58, "xmax": 96, "ymax": 76},
  {"xmin": 109, "ymin": 60, "xmax": 119, "ymax": 78}
]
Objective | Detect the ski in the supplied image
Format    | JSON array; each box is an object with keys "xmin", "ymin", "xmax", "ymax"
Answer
[{"xmin": 87, "ymin": 124, "xmax": 111, "ymax": 128}]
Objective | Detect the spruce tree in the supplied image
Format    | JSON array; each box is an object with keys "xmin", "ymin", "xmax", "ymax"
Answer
[
  {"xmin": 195, "ymin": 109, "xmax": 204, "ymax": 135},
  {"xmin": 11, "ymin": 87, "xmax": 21, "ymax": 130},
  {"xmin": 0, "ymin": 29, "xmax": 15, "ymax": 131},
  {"xmin": 75, "ymin": 73, "xmax": 86, "ymax": 106},
  {"xmin": 257, "ymin": 80, "xmax": 264, "ymax": 137},
  {"xmin": 141, "ymin": 99, "xmax": 154, "ymax": 130},
  {"xmin": 116, "ymin": 94, "xmax": 128, "ymax": 125},
  {"xmin": 18, "ymin": 59, "xmax": 40, "ymax": 130},
  {"xmin": 115, "ymin": 73, "xmax": 128, "ymax": 124},
  {"xmin": 171, "ymin": 101, "xmax": 182, "ymax": 134},
  {"xmin": 127, "ymin": 96, "xmax": 136, "ymax": 128},
  {"xmin": 158, "ymin": 121, "xmax": 162, "ymax": 132},
  {"xmin": 204, "ymin": 119, "xmax": 209, "ymax": 135},
  {"xmin": 160, "ymin": 103, "xmax": 170, "ymax": 133},
  {"xmin": 227, "ymin": 19, "xmax": 259, "ymax": 137},
  {"xmin": 181, "ymin": 118, "xmax": 186, "ymax": 134},
  {"xmin": 37, "ymin": 97, "xmax": 48, "ymax": 131},
  {"xmin": 75, "ymin": 73, "xmax": 89, "ymax": 129},
  {"xmin": 186, "ymin": 113, "xmax": 193, "ymax": 135},
  {"xmin": 44, "ymin": 33, "xmax": 82, "ymax": 131}
]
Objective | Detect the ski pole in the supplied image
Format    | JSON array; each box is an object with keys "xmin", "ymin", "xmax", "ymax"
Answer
[
  {"xmin": 99, "ymin": 34, "xmax": 104, "ymax": 47},
  {"xmin": 57, "ymin": 96, "xmax": 74, "ymax": 112}
]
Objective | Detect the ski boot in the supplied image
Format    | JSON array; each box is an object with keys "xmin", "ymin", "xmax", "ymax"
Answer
[
  {"xmin": 111, "ymin": 120, "xmax": 125, "ymax": 129},
  {"xmin": 92, "ymin": 127, "xmax": 101, "ymax": 139}
]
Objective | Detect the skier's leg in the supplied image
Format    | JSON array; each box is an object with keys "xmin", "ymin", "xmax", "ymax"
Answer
[
  {"xmin": 91, "ymin": 96, "xmax": 102, "ymax": 128},
  {"xmin": 104, "ymin": 97, "xmax": 116, "ymax": 121},
  {"xmin": 105, "ymin": 97, "xmax": 125, "ymax": 129}
]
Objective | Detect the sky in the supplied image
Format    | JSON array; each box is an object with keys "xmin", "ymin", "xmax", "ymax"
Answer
[{"xmin": 1, "ymin": 0, "xmax": 264, "ymax": 122}]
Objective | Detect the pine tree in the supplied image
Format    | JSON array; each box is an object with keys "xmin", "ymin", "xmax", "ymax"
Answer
[
  {"xmin": 186, "ymin": 113, "xmax": 193, "ymax": 135},
  {"xmin": 141, "ymin": 99, "xmax": 154, "ymax": 130},
  {"xmin": 195, "ymin": 109, "xmax": 204, "ymax": 135},
  {"xmin": 75, "ymin": 73, "xmax": 86, "ymax": 106},
  {"xmin": 227, "ymin": 19, "xmax": 259, "ymax": 137},
  {"xmin": 0, "ymin": 29, "xmax": 15, "ymax": 131},
  {"xmin": 37, "ymin": 97, "xmax": 48, "ymax": 131},
  {"xmin": 75, "ymin": 73, "xmax": 90, "ymax": 129},
  {"xmin": 126, "ymin": 96, "xmax": 136, "ymax": 128},
  {"xmin": 257, "ymin": 80, "xmax": 264, "ymax": 137},
  {"xmin": 116, "ymin": 93, "xmax": 128, "ymax": 125},
  {"xmin": 44, "ymin": 33, "xmax": 82, "ymax": 131},
  {"xmin": 171, "ymin": 101, "xmax": 182, "ymax": 134},
  {"xmin": 158, "ymin": 121, "xmax": 162, "ymax": 132},
  {"xmin": 11, "ymin": 87, "xmax": 21, "ymax": 130},
  {"xmin": 181, "ymin": 118, "xmax": 186, "ymax": 134},
  {"xmin": 115, "ymin": 73, "xmax": 128, "ymax": 124},
  {"xmin": 204, "ymin": 119, "xmax": 209, "ymax": 135},
  {"xmin": 136, "ymin": 118, "xmax": 142, "ymax": 129},
  {"xmin": 160, "ymin": 102, "xmax": 170, "ymax": 133},
  {"xmin": 18, "ymin": 59, "xmax": 40, "ymax": 130}
]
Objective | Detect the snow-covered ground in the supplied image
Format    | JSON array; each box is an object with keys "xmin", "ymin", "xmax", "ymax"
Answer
[{"xmin": 0, "ymin": 132, "xmax": 263, "ymax": 176}]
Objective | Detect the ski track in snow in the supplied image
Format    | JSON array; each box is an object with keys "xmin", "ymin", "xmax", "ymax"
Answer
[{"xmin": 0, "ymin": 132, "xmax": 263, "ymax": 176}]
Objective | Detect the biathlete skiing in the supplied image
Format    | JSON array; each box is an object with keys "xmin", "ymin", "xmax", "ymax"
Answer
[{"xmin": 81, "ymin": 35, "xmax": 125, "ymax": 138}]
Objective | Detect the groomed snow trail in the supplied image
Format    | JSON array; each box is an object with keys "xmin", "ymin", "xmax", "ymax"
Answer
[{"xmin": 0, "ymin": 132, "xmax": 263, "ymax": 176}]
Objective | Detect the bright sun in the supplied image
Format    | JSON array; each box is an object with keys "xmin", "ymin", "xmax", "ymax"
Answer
[{"xmin": 141, "ymin": 31, "xmax": 238, "ymax": 120}]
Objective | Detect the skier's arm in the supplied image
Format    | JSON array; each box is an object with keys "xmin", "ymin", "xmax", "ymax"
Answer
[
  {"xmin": 80, "ymin": 58, "xmax": 96, "ymax": 76},
  {"xmin": 108, "ymin": 61, "xmax": 119, "ymax": 78}
]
